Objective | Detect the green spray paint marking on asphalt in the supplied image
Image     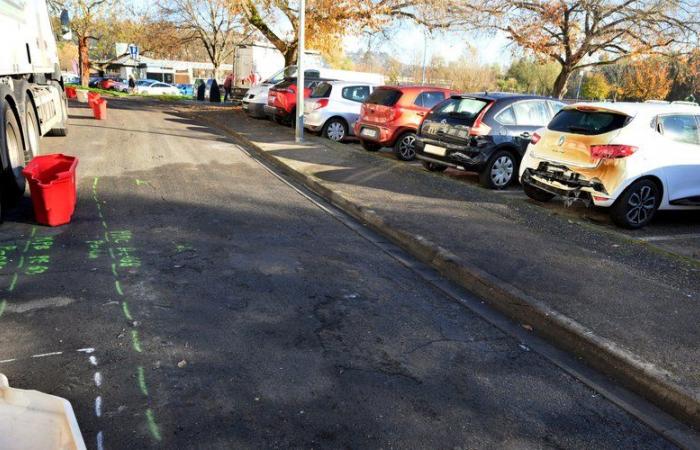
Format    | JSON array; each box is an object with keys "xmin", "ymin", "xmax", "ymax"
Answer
[
  {"xmin": 93, "ymin": 177, "xmax": 99, "ymax": 189},
  {"xmin": 122, "ymin": 301, "xmax": 133, "ymax": 320},
  {"xmin": 102, "ymin": 220, "xmax": 108, "ymax": 229},
  {"xmin": 16, "ymin": 256, "xmax": 24, "ymax": 269},
  {"xmin": 115, "ymin": 280, "xmax": 124, "ymax": 296},
  {"xmin": 131, "ymin": 330, "xmax": 142, "ymax": 352},
  {"xmin": 0, "ymin": 300, "xmax": 6, "ymax": 318},
  {"xmin": 7, "ymin": 274, "xmax": 18, "ymax": 292},
  {"xmin": 135, "ymin": 179, "xmax": 148, "ymax": 186},
  {"xmin": 23, "ymin": 240, "xmax": 31, "ymax": 252},
  {"xmin": 137, "ymin": 366, "xmax": 149, "ymax": 396},
  {"xmin": 145, "ymin": 409, "xmax": 162, "ymax": 441},
  {"xmin": 108, "ymin": 248, "xmax": 115, "ymax": 260},
  {"xmin": 111, "ymin": 263, "xmax": 118, "ymax": 277}
]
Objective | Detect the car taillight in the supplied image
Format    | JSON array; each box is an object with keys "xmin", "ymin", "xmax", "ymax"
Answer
[
  {"xmin": 590, "ymin": 145, "xmax": 637, "ymax": 159},
  {"xmin": 469, "ymin": 101, "xmax": 495, "ymax": 136},
  {"xmin": 530, "ymin": 132, "xmax": 541, "ymax": 144},
  {"xmin": 312, "ymin": 99, "xmax": 328, "ymax": 110}
]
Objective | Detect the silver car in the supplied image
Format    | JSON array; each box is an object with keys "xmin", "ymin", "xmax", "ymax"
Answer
[{"xmin": 304, "ymin": 81, "xmax": 377, "ymax": 141}]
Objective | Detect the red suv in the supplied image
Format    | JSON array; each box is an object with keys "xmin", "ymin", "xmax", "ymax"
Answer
[
  {"xmin": 264, "ymin": 77, "xmax": 330, "ymax": 125},
  {"xmin": 354, "ymin": 86, "xmax": 453, "ymax": 160}
]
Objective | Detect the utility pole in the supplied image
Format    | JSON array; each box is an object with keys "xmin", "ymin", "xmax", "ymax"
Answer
[
  {"xmin": 295, "ymin": 0, "xmax": 306, "ymax": 142},
  {"xmin": 421, "ymin": 28, "xmax": 428, "ymax": 84}
]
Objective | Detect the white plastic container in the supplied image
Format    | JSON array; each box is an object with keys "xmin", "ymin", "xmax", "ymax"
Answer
[
  {"xmin": 0, "ymin": 373, "xmax": 86, "ymax": 450},
  {"xmin": 75, "ymin": 89, "xmax": 88, "ymax": 103}
]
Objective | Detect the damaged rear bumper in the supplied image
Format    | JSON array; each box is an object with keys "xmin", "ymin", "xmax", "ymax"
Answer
[{"xmin": 522, "ymin": 163, "xmax": 610, "ymax": 206}]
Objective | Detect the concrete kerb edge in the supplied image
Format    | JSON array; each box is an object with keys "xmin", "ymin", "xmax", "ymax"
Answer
[{"xmin": 193, "ymin": 112, "xmax": 700, "ymax": 431}]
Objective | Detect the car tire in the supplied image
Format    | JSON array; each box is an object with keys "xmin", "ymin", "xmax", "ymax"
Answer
[
  {"xmin": 394, "ymin": 132, "xmax": 417, "ymax": 161},
  {"xmin": 479, "ymin": 150, "xmax": 517, "ymax": 189},
  {"xmin": 361, "ymin": 140, "xmax": 381, "ymax": 152},
  {"xmin": 523, "ymin": 181, "xmax": 555, "ymax": 202},
  {"xmin": 323, "ymin": 118, "xmax": 348, "ymax": 142},
  {"xmin": 1, "ymin": 99, "xmax": 27, "ymax": 204},
  {"xmin": 421, "ymin": 160, "xmax": 447, "ymax": 172},
  {"xmin": 609, "ymin": 179, "xmax": 661, "ymax": 229}
]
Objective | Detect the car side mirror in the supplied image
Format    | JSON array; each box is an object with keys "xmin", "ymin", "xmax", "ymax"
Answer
[{"xmin": 60, "ymin": 9, "xmax": 72, "ymax": 40}]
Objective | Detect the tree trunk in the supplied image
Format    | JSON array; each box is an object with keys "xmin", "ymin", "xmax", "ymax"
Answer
[
  {"xmin": 552, "ymin": 66, "xmax": 573, "ymax": 99},
  {"xmin": 79, "ymin": 37, "xmax": 90, "ymax": 87},
  {"xmin": 284, "ymin": 47, "xmax": 297, "ymax": 67}
]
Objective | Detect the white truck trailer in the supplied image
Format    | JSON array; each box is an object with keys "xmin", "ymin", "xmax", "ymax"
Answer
[{"xmin": 0, "ymin": 0, "xmax": 70, "ymax": 210}]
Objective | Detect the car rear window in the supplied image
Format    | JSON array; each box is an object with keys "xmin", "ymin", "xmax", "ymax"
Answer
[
  {"xmin": 431, "ymin": 97, "xmax": 489, "ymax": 123},
  {"xmin": 311, "ymin": 82, "xmax": 332, "ymax": 98},
  {"xmin": 548, "ymin": 109, "xmax": 630, "ymax": 135},
  {"xmin": 365, "ymin": 88, "xmax": 402, "ymax": 106},
  {"xmin": 273, "ymin": 80, "xmax": 294, "ymax": 90}
]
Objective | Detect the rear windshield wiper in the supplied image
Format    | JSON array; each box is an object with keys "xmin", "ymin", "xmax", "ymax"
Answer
[{"xmin": 567, "ymin": 125, "xmax": 592, "ymax": 133}]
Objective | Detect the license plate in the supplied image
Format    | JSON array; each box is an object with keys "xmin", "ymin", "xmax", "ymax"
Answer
[
  {"xmin": 360, "ymin": 127, "xmax": 378, "ymax": 138},
  {"xmin": 423, "ymin": 144, "xmax": 446, "ymax": 156}
]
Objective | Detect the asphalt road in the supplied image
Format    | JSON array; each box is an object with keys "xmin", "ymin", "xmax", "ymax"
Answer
[{"xmin": 0, "ymin": 98, "xmax": 680, "ymax": 449}]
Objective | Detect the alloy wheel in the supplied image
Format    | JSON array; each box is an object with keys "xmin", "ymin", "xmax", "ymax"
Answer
[
  {"xmin": 398, "ymin": 134, "xmax": 416, "ymax": 159},
  {"xmin": 626, "ymin": 185, "xmax": 656, "ymax": 226},
  {"xmin": 326, "ymin": 121, "xmax": 345, "ymax": 141},
  {"xmin": 490, "ymin": 155, "xmax": 514, "ymax": 187}
]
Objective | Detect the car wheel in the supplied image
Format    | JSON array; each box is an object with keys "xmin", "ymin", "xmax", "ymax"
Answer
[
  {"xmin": 394, "ymin": 132, "xmax": 417, "ymax": 161},
  {"xmin": 610, "ymin": 179, "xmax": 661, "ymax": 229},
  {"xmin": 1, "ymin": 100, "xmax": 27, "ymax": 202},
  {"xmin": 479, "ymin": 150, "xmax": 516, "ymax": 189},
  {"xmin": 523, "ymin": 181, "xmax": 555, "ymax": 202},
  {"xmin": 324, "ymin": 118, "xmax": 347, "ymax": 142},
  {"xmin": 421, "ymin": 160, "xmax": 447, "ymax": 172},
  {"xmin": 361, "ymin": 140, "xmax": 381, "ymax": 152}
]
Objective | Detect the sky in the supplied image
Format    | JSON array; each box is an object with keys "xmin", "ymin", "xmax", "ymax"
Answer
[{"xmin": 343, "ymin": 22, "xmax": 513, "ymax": 68}]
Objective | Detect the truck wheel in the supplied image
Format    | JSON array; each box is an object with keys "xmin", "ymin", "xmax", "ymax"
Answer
[
  {"xmin": 48, "ymin": 87, "xmax": 68, "ymax": 136},
  {"xmin": 1, "ymin": 99, "xmax": 27, "ymax": 202},
  {"xmin": 24, "ymin": 99, "xmax": 39, "ymax": 160}
]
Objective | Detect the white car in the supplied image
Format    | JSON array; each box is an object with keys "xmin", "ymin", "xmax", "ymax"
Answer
[
  {"xmin": 135, "ymin": 80, "xmax": 181, "ymax": 96},
  {"xmin": 519, "ymin": 101, "xmax": 700, "ymax": 228},
  {"xmin": 303, "ymin": 81, "xmax": 377, "ymax": 141}
]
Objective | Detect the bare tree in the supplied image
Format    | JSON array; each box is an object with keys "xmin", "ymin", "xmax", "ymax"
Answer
[
  {"xmin": 462, "ymin": 0, "xmax": 700, "ymax": 98},
  {"xmin": 243, "ymin": 0, "xmax": 468, "ymax": 66},
  {"xmin": 160, "ymin": 0, "xmax": 252, "ymax": 78}
]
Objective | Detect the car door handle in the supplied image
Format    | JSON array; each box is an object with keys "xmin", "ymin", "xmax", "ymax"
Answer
[
  {"xmin": 520, "ymin": 132, "xmax": 532, "ymax": 139},
  {"xmin": 417, "ymin": 111, "xmax": 426, "ymax": 117}
]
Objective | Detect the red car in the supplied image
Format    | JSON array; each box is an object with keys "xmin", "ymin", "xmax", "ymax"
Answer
[
  {"xmin": 264, "ymin": 77, "xmax": 330, "ymax": 125},
  {"xmin": 354, "ymin": 86, "xmax": 453, "ymax": 161},
  {"xmin": 99, "ymin": 78, "xmax": 117, "ymax": 90}
]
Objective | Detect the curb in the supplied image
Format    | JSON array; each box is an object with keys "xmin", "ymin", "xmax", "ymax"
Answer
[{"xmin": 193, "ymin": 112, "xmax": 700, "ymax": 431}]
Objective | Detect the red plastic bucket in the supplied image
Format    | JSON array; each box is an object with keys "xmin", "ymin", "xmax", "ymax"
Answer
[
  {"xmin": 65, "ymin": 87, "xmax": 77, "ymax": 99},
  {"xmin": 22, "ymin": 154, "xmax": 79, "ymax": 226},
  {"xmin": 92, "ymin": 99, "xmax": 107, "ymax": 120},
  {"xmin": 87, "ymin": 92, "xmax": 101, "ymax": 108}
]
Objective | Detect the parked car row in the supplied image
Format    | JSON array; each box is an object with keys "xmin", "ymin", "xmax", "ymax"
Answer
[{"xmin": 242, "ymin": 75, "xmax": 700, "ymax": 229}]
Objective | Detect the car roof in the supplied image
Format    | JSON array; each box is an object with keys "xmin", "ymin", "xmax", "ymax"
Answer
[
  {"xmin": 565, "ymin": 101, "xmax": 700, "ymax": 118},
  {"xmin": 321, "ymin": 80, "xmax": 378, "ymax": 87},
  {"xmin": 376, "ymin": 85, "xmax": 451, "ymax": 93},
  {"xmin": 457, "ymin": 92, "xmax": 556, "ymax": 102}
]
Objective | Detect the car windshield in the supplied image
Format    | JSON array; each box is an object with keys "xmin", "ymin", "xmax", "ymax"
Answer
[
  {"xmin": 365, "ymin": 89, "xmax": 402, "ymax": 106},
  {"xmin": 548, "ymin": 109, "xmax": 630, "ymax": 135},
  {"xmin": 265, "ymin": 68, "xmax": 287, "ymax": 84}
]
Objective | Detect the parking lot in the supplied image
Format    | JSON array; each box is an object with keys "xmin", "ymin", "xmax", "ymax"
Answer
[{"xmin": 2, "ymin": 98, "xmax": 697, "ymax": 448}]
